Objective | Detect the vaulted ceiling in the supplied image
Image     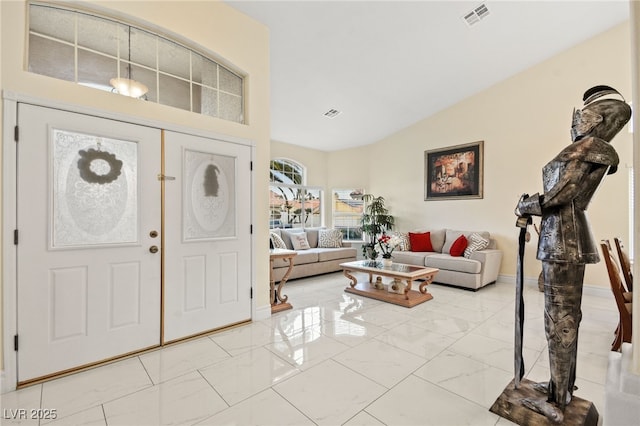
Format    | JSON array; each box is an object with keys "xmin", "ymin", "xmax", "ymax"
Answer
[{"xmin": 226, "ymin": 1, "xmax": 630, "ymax": 151}]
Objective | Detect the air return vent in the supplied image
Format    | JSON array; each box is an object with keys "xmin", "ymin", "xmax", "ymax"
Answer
[
  {"xmin": 323, "ymin": 108, "xmax": 341, "ymax": 119},
  {"xmin": 463, "ymin": 3, "xmax": 490, "ymax": 27}
]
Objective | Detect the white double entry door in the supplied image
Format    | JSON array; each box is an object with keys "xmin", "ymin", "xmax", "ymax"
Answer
[{"xmin": 15, "ymin": 104, "xmax": 252, "ymax": 384}]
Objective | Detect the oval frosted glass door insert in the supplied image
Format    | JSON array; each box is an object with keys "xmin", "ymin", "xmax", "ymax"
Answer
[{"xmin": 52, "ymin": 129, "xmax": 138, "ymax": 247}]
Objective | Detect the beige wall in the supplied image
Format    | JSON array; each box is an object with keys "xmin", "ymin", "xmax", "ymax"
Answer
[
  {"xmin": 1, "ymin": 0, "xmax": 270, "ymax": 372},
  {"xmin": 365, "ymin": 21, "xmax": 632, "ymax": 288},
  {"xmin": 277, "ymin": 22, "xmax": 633, "ymax": 289}
]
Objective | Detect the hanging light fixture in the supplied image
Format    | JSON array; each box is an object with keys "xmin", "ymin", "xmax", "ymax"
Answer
[{"xmin": 110, "ymin": 25, "xmax": 148, "ymax": 99}]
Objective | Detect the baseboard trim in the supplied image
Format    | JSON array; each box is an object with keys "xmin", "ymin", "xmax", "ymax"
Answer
[{"xmin": 254, "ymin": 304, "xmax": 272, "ymax": 321}]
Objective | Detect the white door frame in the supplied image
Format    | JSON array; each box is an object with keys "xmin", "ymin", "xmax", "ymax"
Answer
[{"xmin": 1, "ymin": 92, "xmax": 257, "ymax": 393}]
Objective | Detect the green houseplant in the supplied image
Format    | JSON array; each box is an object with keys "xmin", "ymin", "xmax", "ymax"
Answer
[{"xmin": 360, "ymin": 194, "xmax": 395, "ymax": 260}]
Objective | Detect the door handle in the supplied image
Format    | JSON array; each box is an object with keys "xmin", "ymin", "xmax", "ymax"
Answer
[{"xmin": 149, "ymin": 245, "xmax": 159, "ymax": 254}]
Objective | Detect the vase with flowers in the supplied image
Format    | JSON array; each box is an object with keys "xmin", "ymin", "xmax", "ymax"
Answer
[{"xmin": 378, "ymin": 233, "xmax": 401, "ymax": 267}]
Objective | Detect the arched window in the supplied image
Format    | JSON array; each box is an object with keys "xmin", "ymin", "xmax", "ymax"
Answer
[
  {"xmin": 28, "ymin": 3, "xmax": 244, "ymax": 123},
  {"xmin": 269, "ymin": 159, "xmax": 322, "ymax": 229}
]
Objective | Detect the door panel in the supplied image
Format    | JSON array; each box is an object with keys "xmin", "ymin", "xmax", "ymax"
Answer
[
  {"xmin": 16, "ymin": 104, "xmax": 162, "ymax": 382},
  {"xmin": 163, "ymin": 130, "xmax": 251, "ymax": 342}
]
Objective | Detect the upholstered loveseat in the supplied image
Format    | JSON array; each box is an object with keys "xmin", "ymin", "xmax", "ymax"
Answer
[
  {"xmin": 391, "ymin": 228, "xmax": 502, "ymax": 290},
  {"xmin": 270, "ymin": 228, "xmax": 357, "ymax": 282}
]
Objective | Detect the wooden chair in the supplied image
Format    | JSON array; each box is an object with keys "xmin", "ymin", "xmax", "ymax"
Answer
[
  {"xmin": 600, "ymin": 241, "xmax": 632, "ymax": 351},
  {"xmin": 614, "ymin": 237, "xmax": 633, "ymax": 292},
  {"xmin": 603, "ymin": 239, "xmax": 632, "ymax": 303}
]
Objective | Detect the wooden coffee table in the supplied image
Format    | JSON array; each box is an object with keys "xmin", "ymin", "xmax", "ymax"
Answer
[{"xmin": 340, "ymin": 260, "xmax": 438, "ymax": 308}]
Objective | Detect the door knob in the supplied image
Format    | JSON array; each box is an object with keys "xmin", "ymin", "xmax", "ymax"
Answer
[
  {"xmin": 149, "ymin": 245, "xmax": 159, "ymax": 253},
  {"xmin": 149, "ymin": 230, "xmax": 158, "ymax": 238}
]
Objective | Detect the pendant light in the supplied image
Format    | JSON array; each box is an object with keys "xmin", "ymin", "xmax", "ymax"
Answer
[{"xmin": 110, "ymin": 26, "xmax": 148, "ymax": 99}]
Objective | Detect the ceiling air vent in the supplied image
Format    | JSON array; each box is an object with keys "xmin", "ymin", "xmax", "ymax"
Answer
[
  {"xmin": 323, "ymin": 108, "xmax": 341, "ymax": 119},
  {"xmin": 463, "ymin": 3, "xmax": 490, "ymax": 27}
]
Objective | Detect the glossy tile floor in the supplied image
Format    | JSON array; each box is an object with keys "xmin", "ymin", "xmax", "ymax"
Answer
[{"xmin": 1, "ymin": 272, "xmax": 619, "ymax": 425}]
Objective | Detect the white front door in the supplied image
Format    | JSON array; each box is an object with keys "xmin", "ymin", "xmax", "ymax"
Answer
[
  {"xmin": 163, "ymin": 130, "xmax": 252, "ymax": 342},
  {"xmin": 16, "ymin": 104, "xmax": 162, "ymax": 383}
]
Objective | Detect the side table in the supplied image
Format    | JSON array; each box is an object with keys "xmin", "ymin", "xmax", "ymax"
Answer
[{"xmin": 269, "ymin": 249, "xmax": 297, "ymax": 313}]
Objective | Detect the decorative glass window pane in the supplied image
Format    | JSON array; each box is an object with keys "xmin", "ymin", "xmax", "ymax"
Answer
[
  {"xmin": 159, "ymin": 74, "xmax": 190, "ymax": 111},
  {"xmin": 219, "ymin": 93, "xmax": 243, "ymax": 123},
  {"xmin": 52, "ymin": 130, "xmax": 138, "ymax": 247},
  {"xmin": 119, "ymin": 63, "xmax": 157, "ymax": 102},
  {"xmin": 126, "ymin": 27, "xmax": 156, "ymax": 69},
  {"xmin": 192, "ymin": 54, "xmax": 218, "ymax": 88},
  {"xmin": 29, "ymin": 35, "xmax": 75, "ymax": 82},
  {"xmin": 158, "ymin": 38, "xmax": 190, "ymax": 79},
  {"xmin": 30, "ymin": 5, "xmax": 75, "ymax": 43},
  {"xmin": 219, "ymin": 66, "xmax": 242, "ymax": 96},
  {"xmin": 78, "ymin": 13, "xmax": 118, "ymax": 56},
  {"xmin": 78, "ymin": 49, "xmax": 117, "ymax": 89},
  {"xmin": 193, "ymin": 84, "xmax": 218, "ymax": 117}
]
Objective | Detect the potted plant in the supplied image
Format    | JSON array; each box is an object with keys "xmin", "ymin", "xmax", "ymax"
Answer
[{"xmin": 360, "ymin": 194, "xmax": 395, "ymax": 260}]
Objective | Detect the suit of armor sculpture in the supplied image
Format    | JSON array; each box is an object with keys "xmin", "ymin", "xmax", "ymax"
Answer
[{"xmin": 515, "ymin": 85, "xmax": 631, "ymax": 423}]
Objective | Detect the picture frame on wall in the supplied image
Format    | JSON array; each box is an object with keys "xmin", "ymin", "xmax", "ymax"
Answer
[{"xmin": 424, "ymin": 140, "xmax": 484, "ymax": 201}]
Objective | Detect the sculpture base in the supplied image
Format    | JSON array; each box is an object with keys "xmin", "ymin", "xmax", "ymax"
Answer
[{"xmin": 490, "ymin": 378, "xmax": 598, "ymax": 426}]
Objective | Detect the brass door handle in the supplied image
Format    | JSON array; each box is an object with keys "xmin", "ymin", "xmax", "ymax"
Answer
[{"xmin": 149, "ymin": 245, "xmax": 159, "ymax": 254}]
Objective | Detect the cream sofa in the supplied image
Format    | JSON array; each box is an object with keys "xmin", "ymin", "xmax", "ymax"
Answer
[
  {"xmin": 392, "ymin": 228, "xmax": 502, "ymax": 290},
  {"xmin": 270, "ymin": 228, "xmax": 357, "ymax": 282}
]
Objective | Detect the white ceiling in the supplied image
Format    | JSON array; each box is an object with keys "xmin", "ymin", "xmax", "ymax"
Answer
[{"xmin": 225, "ymin": 1, "xmax": 630, "ymax": 151}]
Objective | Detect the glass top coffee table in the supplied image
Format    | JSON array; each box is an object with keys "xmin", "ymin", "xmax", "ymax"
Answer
[{"xmin": 340, "ymin": 260, "xmax": 439, "ymax": 308}]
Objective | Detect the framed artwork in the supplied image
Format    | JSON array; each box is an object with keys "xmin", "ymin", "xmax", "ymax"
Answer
[{"xmin": 424, "ymin": 141, "xmax": 484, "ymax": 201}]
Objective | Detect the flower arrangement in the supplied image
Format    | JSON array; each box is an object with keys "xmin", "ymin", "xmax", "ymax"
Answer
[{"xmin": 377, "ymin": 233, "xmax": 401, "ymax": 259}]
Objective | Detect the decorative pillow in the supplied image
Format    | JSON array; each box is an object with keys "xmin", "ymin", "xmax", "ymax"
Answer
[
  {"xmin": 409, "ymin": 232, "xmax": 434, "ymax": 252},
  {"xmin": 449, "ymin": 235, "xmax": 468, "ymax": 257},
  {"xmin": 270, "ymin": 232, "xmax": 287, "ymax": 249},
  {"xmin": 390, "ymin": 231, "xmax": 411, "ymax": 251},
  {"xmin": 290, "ymin": 232, "xmax": 311, "ymax": 250},
  {"xmin": 464, "ymin": 233, "xmax": 490, "ymax": 258},
  {"xmin": 318, "ymin": 229, "xmax": 343, "ymax": 248}
]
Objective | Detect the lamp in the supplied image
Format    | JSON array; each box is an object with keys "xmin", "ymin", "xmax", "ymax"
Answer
[{"xmin": 110, "ymin": 26, "xmax": 148, "ymax": 99}]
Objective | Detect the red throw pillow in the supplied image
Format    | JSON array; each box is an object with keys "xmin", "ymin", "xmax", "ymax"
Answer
[
  {"xmin": 449, "ymin": 235, "xmax": 468, "ymax": 257},
  {"xmin": 409, "ymin": 232, "xmax": 433, "ymax": 252}
]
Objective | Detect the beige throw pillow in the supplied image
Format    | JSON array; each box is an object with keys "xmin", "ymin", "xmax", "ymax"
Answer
[{"xmin": 290, "ymin": 232, "xmax": 311, "ymax": 250}]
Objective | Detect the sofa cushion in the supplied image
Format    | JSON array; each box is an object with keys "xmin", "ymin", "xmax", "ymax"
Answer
[
  {"xmin": 318, "ymin": 229, "xmax": 343, "ymax": 248},
  {"xmin": 304, "ymin": 228, "xmax": 320, "ymax": 248},
  {"xmin": 442, "ymin": 230, "xmax": 465, "ymax": 254},
  {"xmin": 314, "ymin": 247, "xmax": 358, "ymax": 262},
  {"xmin": 414, "ymin": 228, "xmax": 446, "ymax": 252},
  {"xmin": 272, "ymin": 250, "xmax": 318, "ymax": 268},
  {"xmin": 290, "ymin": 232, "xmax": 311, "ymax": 250},
  {"xmin": 270, "ymin": 232, "xmax": 287, "ymax": 249},
  {"xmin": 449, "ymin": 235, "xmax": 468, "ymax": 257},
  {"xmin": 409, "ymin": 232, "xmax": 434, "ymax": 252},
  {"xmin": 392, "ymin": 251, "xmax": 438, "ymax": 266},
  {"xmin": 464, "ymin": 232, "xmax": 490, "ymax": 258},
  {"xmin": 425, "ymin": 254, "xmax": 482, "ymax": 274}
]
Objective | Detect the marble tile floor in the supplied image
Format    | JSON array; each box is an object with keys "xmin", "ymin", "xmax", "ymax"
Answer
[{"xmin": 1, "ymin": 272, "xmax": 620, "ymax": 426}]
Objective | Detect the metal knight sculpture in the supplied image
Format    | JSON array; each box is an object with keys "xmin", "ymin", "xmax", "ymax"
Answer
[{"xmin": 514, "ymin": 85, "xmax": 632, "ymax": 423}]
